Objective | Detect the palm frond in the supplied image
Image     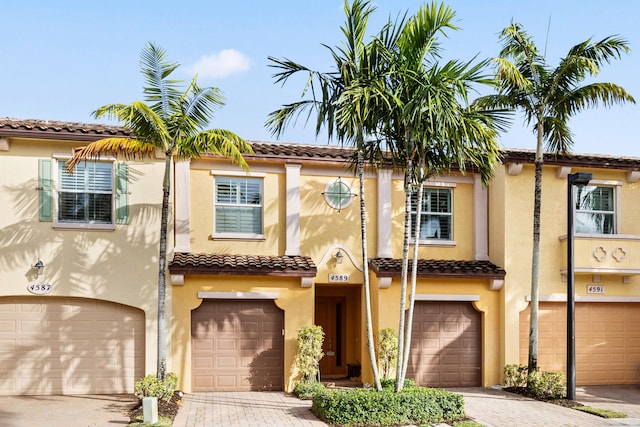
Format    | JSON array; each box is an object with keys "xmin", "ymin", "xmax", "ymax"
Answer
[
  {"xmin": 177, "ymin": 129, "xmax": 252, "ymax": 170},
  {"xmin": 140, "ymin": 42, "xmax": 182, "ymax": 118},
  {"xmin": 66, "ymin": 137, "xmax": 156, "ymax": 172}
]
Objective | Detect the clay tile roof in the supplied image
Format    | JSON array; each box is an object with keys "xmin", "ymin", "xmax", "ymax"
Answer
[
  {"xmin": 502, "ymin": 149, "xmax": 640, "ymax": 170},
  {"xmin": 0, "ymin": 117, "xmax": 129, "ymax": 141},
  {"xmin": 227, "ymin": 141, "xmax": 360, "ymax": 163},
  {"xmin": 369, "ymin": 258, "xmax": 506, "ymax": 280},
  {"xmin": 169, "ymin": 252, "xmax": 317, "ymax": 277}
]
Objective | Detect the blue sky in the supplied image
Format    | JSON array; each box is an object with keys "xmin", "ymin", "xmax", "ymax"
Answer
[{"xmin": 1, "ymin": 1, "xmax": 638, "ymax": 156}]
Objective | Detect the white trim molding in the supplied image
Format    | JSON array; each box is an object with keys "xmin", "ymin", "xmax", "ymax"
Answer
[
  {"xmin": 198, "ymin": 291, "xmax": 279, "ymax": 300},
  {"xmin": 377, "ymin": 169, "xmax": 393, "ymax": 258},
  {"xmin": 557, "ymin": 166, "xmax": 571, "ymax": 179},
  {"xmin": 474, "ymin": 174, "xmax": 489, "ymax": 261},
  {"xmin": 527, "ymin": 294, "xmax": 640, "ymax": 303},
  {"xmin": 285, "ymin": 163, "xmax": 302, "ymax": 256},
  {"xmin": 318, "ymin": 245, "xmax": 364, "ymax": 272},
  {"xmin": 378, "ymin": 277, "xmax": 392, "ymax": 289},
  {"xmin": 0, "ymin": 138, "xmax": 9, "ymax": 151},
  {"xmin": 415, "ymin": 294, "xmax": 480, "ymax": 302},
  {"xmin": 174, "ymin": 160, "xmax": 192, "ymax": 253},
  {"xmin": 170, "ymin": 274, "xmax": 185, "ymax": 286},
  {"xmin": 506, "ymin": 163, "xmax": 523, "ymax": 175}
]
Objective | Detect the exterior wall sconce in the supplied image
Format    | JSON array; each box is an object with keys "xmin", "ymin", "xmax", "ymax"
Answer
[
  {"xmin": 33, "ymin": 260, "xmax": 45, "ymax": 276},
  {"xmin": 335, "ymin": 250, "xmax": 344, "ymax": 264}
]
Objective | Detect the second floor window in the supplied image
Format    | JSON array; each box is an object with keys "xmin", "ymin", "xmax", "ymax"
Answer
[
  {"xmin": 214, "ymin": 177, "xmax": 263, "ymax": 235},
  {"xmin": 411, "ymin": 187, "xmax": 452, "ymax": 241},
  {"xmin": 58, "ymin": 161, "xmax": 113, "ymax": 224},
  {"xmin": 575, "ymin": 185, "xmax": 615, "ymax": 234}
]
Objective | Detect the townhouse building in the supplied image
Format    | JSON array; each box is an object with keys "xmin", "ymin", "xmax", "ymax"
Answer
[{"xmin": 1, "ymin": 118, "xmax": 638, "ymax": 395}]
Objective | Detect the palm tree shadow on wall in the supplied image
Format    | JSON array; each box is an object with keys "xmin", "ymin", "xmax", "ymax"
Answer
[
  {"xmin": 247, "ymin": 348, "xmax": 285, "ymax": 391},
  {"xmin": 0, "ymin": 172, "xmax": 161, "ymax": 395}
]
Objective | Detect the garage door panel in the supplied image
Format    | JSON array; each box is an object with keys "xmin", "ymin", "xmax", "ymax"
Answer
[
  {"xmin": 0, "ymin": 297, "xmax": 145, "ymax": 395},
  {"xmin": 407, "ymin": 302, "xmax": 481, "ymax": 387},
  {"xmin": 191, "ymin": 299, "xmax": 284, "ymax": 391},
  {"xmin": 520, "ymin": 302, "xmax": 640, "ymax": 385}
]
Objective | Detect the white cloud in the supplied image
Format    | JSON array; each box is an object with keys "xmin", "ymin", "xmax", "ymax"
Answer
[{"xmin": 187, "ymin": 49, "xmax": 251, "ymax": 79}]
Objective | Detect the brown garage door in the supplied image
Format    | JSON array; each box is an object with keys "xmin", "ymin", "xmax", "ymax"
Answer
[
  {"xmin": 520, "ymin": 302, "xmax": 640, "ymax": 384},
  {"xmin": 191, "ymin": 299, "xmax": 284, "ymax": 391},
  {"xmin": 407, "ymin": 301, "xmax": 481, "ymax": 387},
  {"xmin": 0, "ymin": 297, "xmax": 145, "ymax": 395}
]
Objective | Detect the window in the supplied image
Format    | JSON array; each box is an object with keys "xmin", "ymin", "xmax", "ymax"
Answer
[
  {"xmin": 38, "ymin": 159, "xmax": 127, "ymax": 228},
  {"xmin": 57, "ymin": 161, "xmax": 114, "ymax": 224},
  {"xmin": 411, "ymin": 187, "xmax": 452, "ymax": 240},
  {"xmin": 323, "ymin": 177, "xmax": 354, "ymax": 212},
  {"xmin": 575, "ymin": 185, "xmax": 615, "ymax": 234},
  {"xmin": 214, "ymin": 176, "xmax": 263, "ymax": 235}
]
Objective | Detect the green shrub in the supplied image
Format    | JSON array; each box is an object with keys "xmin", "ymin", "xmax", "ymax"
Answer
[
  {"xmin": 295, "ymin": 325, "xmax": 325, "ymax": 383},
  {"xmin": 380, "ymin": 378, "xmax": 415, "ymax": 390},
  {"xmin": 378, "ymin": 328, "xmax": 398, "ymax": 379},
  {"xmin": 503, "ymin": 365, "xmax": 566, "ymax": 400},
  {"xmin": 503, "ymin": 364, "xmax": 528, "ymax": 388},
  {"xmin": 293, "ymin": 381, "xmax": 326, "ymax": 399},
  {"xmin": 528, "ymin": 370, "xmax": 566, "ymax": 400},
  {"xmin": 134, "ymin": 373, "xmax": 178, "ymax": 402},
  {"xmin": 311, "ymin": 387, "xmax": 464, "ymax": 426}
]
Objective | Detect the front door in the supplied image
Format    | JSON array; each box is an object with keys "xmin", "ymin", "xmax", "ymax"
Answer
[{"xmin": 315, "ymin": 296, "xmax": 347, "ymax": 377}]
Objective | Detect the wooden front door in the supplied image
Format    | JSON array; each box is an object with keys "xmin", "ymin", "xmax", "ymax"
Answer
[{"xmin": 315, "ymin": 296, "xmax": 347, "ymax": 377}]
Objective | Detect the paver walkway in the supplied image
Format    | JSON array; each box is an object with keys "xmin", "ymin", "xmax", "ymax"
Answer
[
  {"xmin": 172, "ymin": 391, "xmax": 326, "ymax": 427},
  {"xmin": 454, "ymin": 387, "xmax": 640, "ymax": 427}
]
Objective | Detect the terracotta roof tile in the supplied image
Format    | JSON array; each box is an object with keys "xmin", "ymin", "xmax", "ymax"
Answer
[
  {"xmin": 2, "ymin": 117, "xmax": 639, "ymax": 170},
  {"xmin": 0, "ymin": 117, "xmax": 128, "ymax": 141},
  {"xmin": 502, "ymin": 149, "xmax": 640, "ymax": 170},
  {"xmin": 169, "ymin": 252, "xmax": 317, "ymax": 277},
  {"xmin": 370, "ymin": 258, "xmax": 506, "ymax": 279}
]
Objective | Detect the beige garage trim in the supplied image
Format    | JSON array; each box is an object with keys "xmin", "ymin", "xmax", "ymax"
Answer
[
  {"xmin": 191, "ymin": 299, "xmax": 284, "ymax": 391},
  {"xmin": 520, "ymin": 302, "xmax": 640, "ymax": 385},
  {"xmin": 407, "ymin": 301, "xmax": 482, "ymax": 387},
  {"xmin": 0, "ymin": 297, "xmax": 145, "ymax": 395}
]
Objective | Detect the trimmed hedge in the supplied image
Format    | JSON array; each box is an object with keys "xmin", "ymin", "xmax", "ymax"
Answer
[{"xmin": 311, "ymin": 386, "xmax": 465, "ymax": 426}]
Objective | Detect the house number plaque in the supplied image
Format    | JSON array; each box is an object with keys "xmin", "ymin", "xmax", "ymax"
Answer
[
  {"xmin": 27, "ymin": 281, "xmax": 52, "ymax": 295},
  {"xmin": 587, "ymin": 285, "xmax": 605, "ymax": 294},
  {"xmin": 329, "ymin": 274, "xmax": 349, "ymax": 283}
]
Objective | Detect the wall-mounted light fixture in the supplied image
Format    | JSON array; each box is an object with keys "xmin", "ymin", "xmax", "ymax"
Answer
[
  {"xmin": 33, "ymin": 260, "xmax": 44, "ymax": 276},
  {"xmin": 335, "ymin": 250, "xmax": 344, "ymax": 264}
]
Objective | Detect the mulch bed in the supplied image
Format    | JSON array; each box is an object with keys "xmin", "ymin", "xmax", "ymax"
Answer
[
  {"xmin": 504, "ymin": 386, "xmax": 583, "ymax": 408},
  {"xmin": 129, "ymin": 391, "xmax": 183, "ymax": 422}
]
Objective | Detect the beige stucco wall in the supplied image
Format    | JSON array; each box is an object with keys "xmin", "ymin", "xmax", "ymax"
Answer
[
  {"xmin": 171, "ymin": 275, "xmax": 314, "ymax": 393},
  {"xmin": 497, "ymin": 162, "xmax": 640, "ymax": 375},
  {"xmin": 0, "ymin": 136, "xmax": 167, "ymax": 378}
]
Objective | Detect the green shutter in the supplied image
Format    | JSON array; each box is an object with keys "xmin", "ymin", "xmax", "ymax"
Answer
[
  {"xmin": 38, "ymin": 159, "xmax": 53, "ymax": 222},
  {"xmin": 116, "ymin": 162, "xmax": 129, "ymax": 224}
]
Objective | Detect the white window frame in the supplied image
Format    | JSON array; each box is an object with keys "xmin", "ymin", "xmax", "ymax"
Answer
[
  {"xmin": 323, "ymin": 177, "xmax": 355, "ymax": 212},
  {"xmin": 574, "ymin": 180, "xmax": 622, "ymax": 235},
  {"xmin": 53, "ymin": 155, "xmax": 116, "ymax": 230},
  {"xmin": 411, "ymin": 182, "xmax": 456, "ymax": 245},
  {"xmin": 211, "ymin": 171, "xmax": 266, "ymax": 240}
]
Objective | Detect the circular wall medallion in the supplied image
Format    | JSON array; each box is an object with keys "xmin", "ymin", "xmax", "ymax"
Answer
[{"xmin": 323, "ymin": 178, "xmax": 355, "ymax": 212}]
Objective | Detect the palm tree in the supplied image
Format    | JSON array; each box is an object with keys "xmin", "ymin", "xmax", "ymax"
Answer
[
  {"xmin": 67, "ymin": 43, "xmax": 252, "ymax": 380},
  {"xmin": 476, "ymin": 22, "xmax": 635, "ymax": 375},
  {"xmin": 267, "ymin": 0, "xmax": 384, "ymax": 391},
  {"xmin": 372, "ymin": 3, "xmax": 504, "ymax": 391}
]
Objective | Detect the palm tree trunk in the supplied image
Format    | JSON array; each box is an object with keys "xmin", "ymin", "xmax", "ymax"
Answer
[
  {"xmin": 395, "ymin": 161, "xmax": 413, "ymax": 392},
  {"xmin": 156, "ymin": 154, "xmax": 172, "ymax": 380},
  {"xmin": 357, "ymin": 151, "xmax": 382, "ymax": 391},
  {"xmin": 528, "ymin": 121, "xmax": 545, "ymax": 377},
  {"xmin": 400, "ymin": 163, "xmax": 424, "ymax": 385}
]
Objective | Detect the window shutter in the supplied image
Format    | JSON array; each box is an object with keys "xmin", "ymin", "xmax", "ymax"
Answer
[
  {"xmin": 116, "ymin": 162, "xmax": 129, "ymax": 224},
  {"xmin": 38, "ymin": 159, "xmax": 53, "ymax": 222}
]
